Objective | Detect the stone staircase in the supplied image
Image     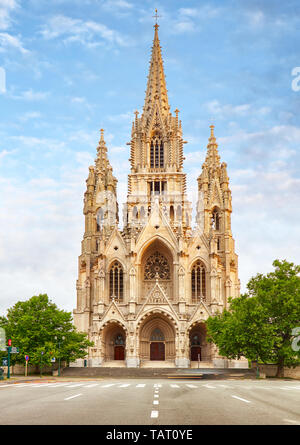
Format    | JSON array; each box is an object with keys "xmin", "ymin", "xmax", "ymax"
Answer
[
  {"xmin": 62, "ymin": 366, "xmax": 256, "ymax": 379},
  {"xmin": 190, "ymin": 361, "xmax": 214, "ymax": 369},
  {"xmin": 141, "ymin": 360, "xmax": 175, "ymax": 368},
  {"xmin": 101, "ymin": 361, "xmax": 126, "ymax": 368}
]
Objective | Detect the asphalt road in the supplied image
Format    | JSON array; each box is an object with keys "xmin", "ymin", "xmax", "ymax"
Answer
[{"xmin": 0, "ymin": 378, "xmax": 299, "ymax": 425}]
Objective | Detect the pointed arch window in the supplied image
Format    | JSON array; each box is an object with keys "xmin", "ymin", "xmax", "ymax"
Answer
[
  {"xmin": 150, "ymin": 328, "xmax": 165, "ymax": 341},
  {"xmin": 114, "ymin": 334, "xmax": 125, "ymax": 345},
  {"xmin": 109, "ymin": 261, "xmax": 124, "ymax": 301},
  {"xmin": 191, "ymin": 261, "xmax": 206, "ymax": 302},
  {"xmin": 212, "ymin": 208, "xmax": 220, "ymax": 231},
  {"xmin": 96, "ymin": 208, "xmax": 104, "ymax": 231},
  {"xmin": 150, "ymin": 137, "xmax": 164, "ymax": 168}
]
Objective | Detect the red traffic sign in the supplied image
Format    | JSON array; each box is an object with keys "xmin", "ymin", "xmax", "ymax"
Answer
[
  {"xmin": 25, "ymin": 355, "xmax": 29, "ymax": 361},
  {"xmin": 8, "ymin": 339, "xmax": 12, "ymax": 346}
]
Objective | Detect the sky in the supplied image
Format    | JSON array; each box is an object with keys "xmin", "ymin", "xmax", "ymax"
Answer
[{"xmin": 0, "ymin": 0, "xmax": 300, "ymax": 316}]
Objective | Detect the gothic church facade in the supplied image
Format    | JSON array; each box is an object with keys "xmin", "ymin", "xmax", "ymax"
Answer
[{"xmin": 73, "ymin": 25, "xmax": 240, "ymax": 368}]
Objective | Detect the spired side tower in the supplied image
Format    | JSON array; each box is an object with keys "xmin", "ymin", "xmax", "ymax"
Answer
[{"xmin": 73, "ymin": 24, "xmax": 241, "ymax": 368}]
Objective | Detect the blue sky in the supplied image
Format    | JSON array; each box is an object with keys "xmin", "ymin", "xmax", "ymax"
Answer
[{"xmin": 0, "ymin": 0, "xmax": 300, "ymax": 315}]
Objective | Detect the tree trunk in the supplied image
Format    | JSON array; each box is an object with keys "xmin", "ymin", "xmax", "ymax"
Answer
[{"xmin": 276, "ymin": 358, "xmax": 284, "ymax": 378}]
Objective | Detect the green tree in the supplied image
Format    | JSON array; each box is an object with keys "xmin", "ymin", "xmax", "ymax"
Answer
[
  {"xmin": 0, "ymin": 294, "xmax": 93, "ymax": 372},
  {"xmin": 207, "ymin": 260, "xmax": 300, "ymax": 377}
]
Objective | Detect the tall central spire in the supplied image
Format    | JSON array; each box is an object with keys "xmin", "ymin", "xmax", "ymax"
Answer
[{"xmin": 142, "ymin": 24, "xmax": 170, "ymax": 119}]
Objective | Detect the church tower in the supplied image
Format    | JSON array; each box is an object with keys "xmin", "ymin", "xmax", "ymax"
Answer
[
  {"xmin": 73, "ymin": 22, "xmax": 241, "ymax": 369},
  {"xmin": 124, "ymin": 24, "xmax": 192, "ymax": 234}
]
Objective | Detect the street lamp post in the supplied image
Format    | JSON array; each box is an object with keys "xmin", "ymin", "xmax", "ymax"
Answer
[
  {"xmin": 40, "ymin": 351, "xmax": 44, "ymax": 378},
  {"xmin": 54, "ymin": 336, "xmax": 65, "ymax": 377}
]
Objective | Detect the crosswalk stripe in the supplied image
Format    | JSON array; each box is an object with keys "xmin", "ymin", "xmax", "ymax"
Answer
[
  {"xmin": 136, "ymin": 384, "xmax": 145, "ymax": 388},
  {"xmin": 48, "ymin": 383, "xmax": 71, "ymax": 387},
  {"xmin": 84, "ymin": 384, "xmax": 99, "ymax": 388},
  {"xmin": 33, "ymin": 383, "xmax": 51, "ymax": 388},
  {"xmin": 65, "ymin": 383, "xmax": 85, "ymax": 388},
  {"xmin": 186, "ymin": 384, "xmax": 198, "ymax": 388},
  {"xmin": 101, "ymin": 384, "xmax": 115, "ymax": 388},
  {"xmin": 151, "ymin": 410, "xmax": 159, "ymax": 418},
  {"xmin": 203, "ymin": 384, "xmax": 216, "ymax": 389},
  {"xmin": 170, "ymin": 384, "xmax": 180, "ymax": 388},
  {"xmin": 232, "ymin": 395, "xmax": 251, "ymax": 403},
  {"xmin": 119, "ymin": 384, "xmax": 130, "ymax": 388},
  {"xmin": 64, "ymin": 393, "xmax": 82, "ymax": 401}
]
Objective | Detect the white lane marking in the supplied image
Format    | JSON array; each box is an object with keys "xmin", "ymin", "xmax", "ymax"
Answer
[
  {"xmin": 186, "ymin": 384, "xmax": 198, "ymax": 388},
  {"xmin": 283, "ymin": 419, "xmax": 300, "ymax": 424},
  {"xmin": 203, "ymin": 384, "xmax": 216, "ymax": 389},
  {"xmin": 170, "ymin": 384, "xmax": 180, "ymax": 388},
  {"xmin": 279, "ymin": 387, "xmax": 294, "ymax": 391},
  {"xmin": 65, "ymin": 383, "xmax": 85, "ymax": 388},
  {"xmin": 232, "ymin": 395, "xmax": 251, "ymax": 403},
  {"xmin": 119, "ymin": 384, "xmax": 130, "ymax": 388},
  {"xmin": 101, "ymin": 384, "xmax": 115, "ymax": 388},
  {"xmin": 136, "ymin": 384, "xmax": 145, "ymax": 388},
  {"xmin": 84, "ymin": 384, "xmax": 99, "ymax": 388},
  {"xmin": 154, "ymin": 394, "xmax": 159, "ymax": 398},
  {"xmin": 64, "ymin": 393, "xmax": 82, "ymax": 401},
  {"xmin": 151, "ymin": 410, "xmax": 159, "ymax": 418},
  {"xmin": 153, "ymin": 400, "xmax": 159, "ymax": 405}
]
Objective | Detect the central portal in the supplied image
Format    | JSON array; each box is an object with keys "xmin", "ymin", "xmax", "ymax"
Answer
[{"xmin": 150, "ymin": 342, "xmax": 165, "ymax": 360}]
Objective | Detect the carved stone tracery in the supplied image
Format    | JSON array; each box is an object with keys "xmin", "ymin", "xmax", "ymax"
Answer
[{"xmin": 144, "ymin": 251, "xmax": 170, "ymax": 280}]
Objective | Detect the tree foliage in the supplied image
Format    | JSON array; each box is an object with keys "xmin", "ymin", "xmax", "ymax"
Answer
[
  {"xmin": 0, "ymin": 294, "xmax": 93, "ymax": 369},
  {"xmin": 206, "ymin": 260, "xmax": 300, "ymax": 377}
]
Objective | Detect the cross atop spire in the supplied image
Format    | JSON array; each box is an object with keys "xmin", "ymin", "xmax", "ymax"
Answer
[{"xmin": 152, "ymin": 9, "xmax": 161, "ymax": 28}]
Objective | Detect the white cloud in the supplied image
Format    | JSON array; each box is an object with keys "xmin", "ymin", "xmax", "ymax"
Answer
[
  {"xmin": 10, "ymin": 88, "xmax": 49, "ymax": 100},
  {"xmin": 102, "ymin": 0, "xmax": 133, "ymax": 12},
  {"xmin": 18, "ymin": 111, "xmax": 42, "ymax": 122},
  {"xmin": 40, "ymin": 14, "xmax": 131, "ymax": 48},
  {"xmin": 0, "ymin": 31, "xmax": 29, "ymax": 54},
  {"xmin": 246, "ymin": 10, "xmax": 265, "ymax": 27},
  {"xmin": 0, "ymin": 0, "xmax": 18, "ymax": 30},
  {"xmin": 205, "ymin": 99, "xmax": 271, "ymax": 119}
]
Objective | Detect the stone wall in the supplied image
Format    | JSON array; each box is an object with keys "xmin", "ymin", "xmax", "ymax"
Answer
[
  {"xmin": 252, "ymin": 363, "xmax": 300, "ymax": 379},
  {"xmin": 1, "ymin": 362, "xmax": 66, "ymax": 375}
]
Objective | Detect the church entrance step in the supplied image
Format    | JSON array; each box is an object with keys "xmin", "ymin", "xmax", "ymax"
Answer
[
  {"xmin": 190, "ymin": 361, "xmax": 214, "ymax": 369},
  {"xmin": 141, "ymin": 360, "xmax": 175, "ymax": 368},
  {"xmin": 102, "ymin": 361, "xmax": 126, "ymax": 368}
]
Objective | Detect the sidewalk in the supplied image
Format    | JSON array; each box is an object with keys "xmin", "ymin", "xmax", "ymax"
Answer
[{"xmin": 0, "ymin": 375, "xmax": 105, "ymax": 384}]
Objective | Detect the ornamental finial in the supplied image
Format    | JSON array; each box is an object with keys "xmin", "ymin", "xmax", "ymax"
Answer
[{"xmin": 153, "ymin": 9, "xmax": 161, "ymax": 28}]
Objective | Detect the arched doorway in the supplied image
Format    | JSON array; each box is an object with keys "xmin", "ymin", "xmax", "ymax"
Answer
[
  {"xmin": 114, "ymin": 333, "xmax": 125, "ymax": 360},
  {"xmin": 190, "ymin": 332, "xmax": 201, "ymax": 361},
  {"xmin": 150, "ymin": 328, "xmax": 165, "ymax": 360},
  {"xmin": 101, "ymin": 322, "xmax": 126, "ymax": 362},
  {"xmin": 189, "ymin": 323, "xmax": 209, "ymax": 362},
  {"xmin": 139, "ymin": 314, "xmax": 176, "ymax": 362}
]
